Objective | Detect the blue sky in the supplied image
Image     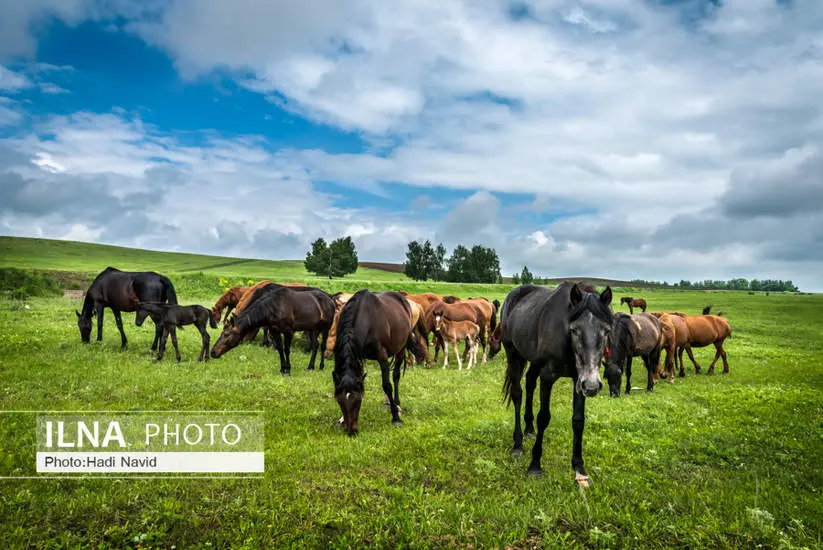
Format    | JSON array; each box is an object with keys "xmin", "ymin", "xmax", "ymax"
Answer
[{"xmin": 1, "ymin": 0, "xmax": 822, "ymax": 289}]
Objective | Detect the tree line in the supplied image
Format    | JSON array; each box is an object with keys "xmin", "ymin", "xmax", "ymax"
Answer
[
  {"xmin": 627, "ymin": 278, "xmax": 800, "ymax": 292},
  {"xmin": 404, "ymin": 240, "xmax": 501, "ymax": 283}
]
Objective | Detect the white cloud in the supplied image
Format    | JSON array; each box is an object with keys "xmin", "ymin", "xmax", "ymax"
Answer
[{"xmin": 2, "ymin": 1, "xmax": 823, "ymax": 288}]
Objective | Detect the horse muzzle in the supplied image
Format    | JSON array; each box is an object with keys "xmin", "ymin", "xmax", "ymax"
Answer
[{"xmin": 576, "ymin": 377, "xmax": 603, "ymax": 397}]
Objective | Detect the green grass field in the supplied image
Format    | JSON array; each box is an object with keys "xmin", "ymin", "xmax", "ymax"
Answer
[{"xmin": 0, "ymin": 238, "xmax": 821, "ymax": 549}]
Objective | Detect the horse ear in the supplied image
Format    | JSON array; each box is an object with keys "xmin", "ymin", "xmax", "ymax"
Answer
[
  {"xmin": 601, "ymin": 286, "xmax": 613, "ymax": 306},
  {"xmin": 570, "ymin": 283, "xmax": 583, "ymax": 306}
]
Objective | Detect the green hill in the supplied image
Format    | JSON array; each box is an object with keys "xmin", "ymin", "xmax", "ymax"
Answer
[{"xmin": 0, "ymin": 236, "xmax": 411, "ymax": 282}]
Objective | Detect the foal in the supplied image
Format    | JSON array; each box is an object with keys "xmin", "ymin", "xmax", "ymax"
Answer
[
  {"xmin": 137, "ymin": 302, "xmax": 217, "ymax": 362},
  {"xmin": 434, "ymin": 316, "xmax": 481, "ymax": 370}
]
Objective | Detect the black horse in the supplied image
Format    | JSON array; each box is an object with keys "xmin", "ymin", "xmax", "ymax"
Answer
[
  {"xmin": 333, "ymin": 290, "xmax": 426, "ymax": 435},
  {"xmin": 136, "ymin": 303, "xmax": 217, "ymax": 362},
  {"xmin": 500, "ymin": 282, "xmax": 613, "ymax": 486},
  {"xmin": 211, "ymin": 286, "xmax": 335, "ymax": 374},
  {"xmin": 76, "ymin": 267, "xmax": 177, "ymax": 349}
]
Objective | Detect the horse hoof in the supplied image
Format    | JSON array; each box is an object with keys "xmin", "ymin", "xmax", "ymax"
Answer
[
  {"xmin": 392, "ymin": 419, "xmax": 403, "ymax": 427},
  {"xmin": 575, "ymin": 473, "xmax": 592, "ymax": 488},
  {"xmin": 512, "ymin": 448, "xmax": 524, "ymax": 457},
  {"xmin": 524, "ymin": 431, "xmax": 535, "ymax": 439},
  {"xmin": 527, "ymin": 467, "xmax": 542, "ymax": 477},
  {"xmin": 281, "ymin": 371, "xmax": 291, "ymax": 377},
  {"xmin": 722, "ymin": 370, "xmax": 729, "ymax": 375}
]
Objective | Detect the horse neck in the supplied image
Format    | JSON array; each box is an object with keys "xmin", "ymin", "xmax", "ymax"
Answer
[{"xmin": 81, "ymin": 293, "xmax": 95, "ymax": 318}]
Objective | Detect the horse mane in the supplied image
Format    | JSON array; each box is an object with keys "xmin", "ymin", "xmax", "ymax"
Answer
[
  {"xmin": 569, "ymin": 286, "xmax": 613, "ymax": 324},
  {"xmin": 333, "ymin": 290, "xmax": 368, "ymax": 391},
  {"xmin": 609, "ymin": 313, "xmax": 634, "ymax": 364},
  {"xmin": 235, "ymin": 290, "xmax": 285, "ymax": 332}
]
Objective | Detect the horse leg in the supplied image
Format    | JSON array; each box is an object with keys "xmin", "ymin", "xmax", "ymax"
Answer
[
  {"xmin": 528, "ymin": 374, "xmax": 556, "ymax": 475},
  {"xmin": 524, "ymin": 361, "xmax": 541, "ymax": 437},
  {"xmin": 318, "ymin": 329, "xmax": 329, "ymax": 370},
  {"xmin": 461, "ymin": 335, "xmax": 470, "ymax": 364},
  {"xmin": 261, "ymin": 327, "xmax": 271, "ymax": 348},
  {"xmin": 684, "ymin": 345, "xmax": 702, "ymax": 374},
  {"xmin": 199, "ymin": 324, "xmax": 210, "ymax": 362},
  {"xmin": 282, "ymin": 332, "xmax": 293, "ymax": 376},
  {"xmin": 392, "ymin": 352, "xmax": 402, "ymax": 406},
  {"xmin": 272, "ymin": 332, "xmax": 287, "ymax": 371},
  {"xmin": 170, "ymin": 327, "xmax": 181, "ymax": 362},
  {"xmin": 625, "ymin": 356, "xmax": 633, "ymax": 395},
  {"xmin": 677, "ymin": 347, "xmax": 686, "ymax": 377},
  {"xmin": 307, "ymin": 331, "xmax": 318, "ymax": 371},
  {"xmin": 112, "ymin": 308, "xmax": 127, "ymax": 349},
  {"xmin": 666, "ymin": 346, "xmax": 675, "ymax": 384},
  {"xmin": 479, "ymin": 325, "xmax": 488, "ymax": 364},
  {"xmin": 151, "ymin": 319, "xmax": 162, "ymax": 352},
  {"xmin": 719, "ymin": 340, "xmax": 729, "ymax": 374},
  {"xmin": 380, "ymin": 359, "xmax": 402, "ymax": 426},
  {"xmin": 442, "ymin": 340, "xmax": 449, "ymax": 369},
  {"xmin": 95, "ymin": 304, "xmax": 105, "ymax": 342},
  {"xmin": 454, "ymin": 337, "xmax": 463, "ymax": 371},
  {"xmin": 708, "ymin": 338, "xmax": 728, "ymax": 375},
  {"xmin": 571, "ymin": 390, "xmax": 590, "ymax": 485},
  {"xmin": 157, "ymin": 327, "xmax": 168, "ymax": 360},
  {"xmin": 644, "ymin": 353, "xmax": 656, "ymax": 392}
]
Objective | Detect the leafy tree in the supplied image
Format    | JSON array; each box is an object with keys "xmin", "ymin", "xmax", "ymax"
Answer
[
  {"xmin": 404, "ymin": 241, "xmax": 426, "ymax": 281},
  {"xmin": 512, "ymin": 273, "xmax": 520, "ymax": 285},
  {"xmin": 433, "ymin": 243, "xmax": 447, "ymax": 281},
  {"xmin": 520, "ymin": 265, "xmax": 534, "ymax": 285},
  {"xmin": 446, "ymin": 245, "xmax": 472, "ymax": 282},
  {"xmin": 305, "ymin": 236, "xmax": 358, "ymax": 279},
  {"xmin": 749, "ymin": 279, "xmax": 762, "ymax": 292}
]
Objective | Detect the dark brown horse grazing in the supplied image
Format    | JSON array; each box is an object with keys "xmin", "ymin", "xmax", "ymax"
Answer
[
  {"xmin": 333, "ymin": 290, "xmax": 426, "ymax": 435},
  {"xmin": 211, "ymin": 286, "xmax": 249, "ymax": 324},
  {"xmin": 137, "ymin": 302, "xmax": 217, "ymax": 362},
  {"xmin": 620, "ymin": 296, "xmax": 647, "ymax": 314},
  {"xmin": 500, "ymin": 282, "xmax": 613, "ymax": 485},
  {"xmin": 76, "ymin": 267, "xmax": 177, "ymax": 349},
  {"xmin": 603, "ymin": 313, "xmax": 664, "ymax": 397},
  {"xmin": 211, "ymin": 287, "xmax": 335, "ymax": 374}
]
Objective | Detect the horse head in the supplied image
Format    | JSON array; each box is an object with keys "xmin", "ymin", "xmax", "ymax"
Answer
[
  {"xmin": 76, "ymin": 310, "xmax": 92, "ymax": 343},
  {"xmin": 568, "ymin": 284, "xmax": 613, "ymax": 397},
  {"xmin": 210, "ymin": 320, "xmax": 243, "ymax": 359}
]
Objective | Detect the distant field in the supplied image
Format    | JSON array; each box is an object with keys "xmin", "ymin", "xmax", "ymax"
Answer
[{"xmin": 0, "ymin": 237, "xmax": 412, "ymax": 283}]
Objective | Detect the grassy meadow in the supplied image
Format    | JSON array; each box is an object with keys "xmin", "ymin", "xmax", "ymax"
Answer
[{"xmin": 0, "ymin": 238, "xmax": 821, "ymax": 548}]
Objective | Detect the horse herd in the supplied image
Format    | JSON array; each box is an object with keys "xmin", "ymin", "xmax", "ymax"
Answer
[{"xmin": 74, "ymin": 267, "xmax": 732, "ymax": 484}]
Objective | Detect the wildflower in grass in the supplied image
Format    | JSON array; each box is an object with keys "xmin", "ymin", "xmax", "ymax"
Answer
[{"xmin": 247, "ymin": 279, "xmax": 254, "ymax": 285}]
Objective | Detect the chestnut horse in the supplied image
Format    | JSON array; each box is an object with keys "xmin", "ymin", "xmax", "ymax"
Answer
[
  {"xmin": 397, "ymin": 291, "xmax": 444, "ymax": 363},
  {"xmin": 333, "ymin": 290, "xmax": 426, "ymax": 435},
  {"xmin": 424, "ymin": 300, "xmax": 488, "ymax": 367},
  {"xmin": 211, "ymin": 286, "xmax": 249, "ymax": 324},
  {"xmin": 654, "ymin": 313, "xmax": 678, "ymax": 383},
  {"xmin": 668, "ymin": 311, "xmax": 731, "ymax": 374},
  {"xmin": 620, "ymin": 296, "xmax": 647, "ymax": 314}
]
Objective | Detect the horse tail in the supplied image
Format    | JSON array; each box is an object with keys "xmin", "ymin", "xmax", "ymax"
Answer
[
  {"xmin": 501, "ymin": 358, "xmax": 522, "ymax": 407},
  {"xmin": 162, "ymin": 277, "xmax": 178, "ymax": 305}
]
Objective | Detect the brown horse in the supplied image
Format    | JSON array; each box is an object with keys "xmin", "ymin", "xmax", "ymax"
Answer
[
  {"xmin": 397, "ymin": 291, "xmax": 444, "ymax": 363},
  {"xmin": 668, "ymin": 311, "xmax": 731, "ymax": 374},
  {"xmin": 620, "ymin": 296, "xmax": 647, "ymax": 314},
  {"xmin": 603, "ymin": 312, "xmax": 664, "ymax": 396},
  {"xmin": 651, "ymin": 312, "xmax": 692, "ymax": 378},
  {"xmin": 211, "ymin": 286, "xmax": 249, "ymax": 324},
  {"xmin": 654, "ymin": 313, "xmax": 678, "ymax": 383},
  {"xmin": 424, "ymin": 300, "xmax": 488, "ymax": 367},
  {"xmin": 211, "ymin": 287, "xmax": 335, "ymax": 373},
  {"xmin": 333, "ymin": 290, "xmax": 426, "ymax": 435}
]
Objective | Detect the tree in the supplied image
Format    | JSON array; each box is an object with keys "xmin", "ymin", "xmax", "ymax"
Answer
[
  {"xmin": 512, "ymin": 273, "xmax": 520, "ymax": 285},
  {"xmin": 446, "ymin": 245, "xmax": 472, "ymax": 282},
  {"xmin": 404, "ymin": 241, "xmax": 426, "ymax": 281},
  {"xmin": 433, "ymin": 243, "xmax": 447, "ymax": 281},
  {"xmin": 305, "ymin": 236, "xmax": 358, "ymax": 279},
  {"xmin": 520, "ymin": 265, "xmax": 534, "ymax": 285}
]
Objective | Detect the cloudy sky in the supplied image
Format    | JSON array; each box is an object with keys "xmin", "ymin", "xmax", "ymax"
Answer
[{"xmin": 1, "ymin": 0, "xmax": 821, "ymax": 289}]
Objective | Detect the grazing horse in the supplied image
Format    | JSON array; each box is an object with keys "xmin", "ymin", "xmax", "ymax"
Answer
[
  {"xmin": 668, "ymin": 311, "xmax": 731, "ymax": 374},
  {"xmin": 620, "ymin": 296, "xmax": 647, "ymax": 314},
  {"xmin": 76, "ymin": 267, "xmax": 177, "ymax": 350},
  {"xmin": 211, "ymin": 287, "xmax": 335, "ymax": 374},
  {"xmin": 434, "ymin": 316, "xmax": 481, "ymax": 370},
  {"xmin": 211, "ymin": 286, "xmax": 249, "ymax": 324},
  {"xmin": 424, "ymin": 300, "xmax": 488, "ymax": 366},
  {"xmin": 137, "ymin": 303, "xmax": 216, "ymax": 362},
  {"xmin": 654, "ymin": 313, "xmax": 678, "ymax": 383},
  {"xmin": 500, "ymin": 282, "xmax": 613, "ymax": 484},
  {"xmin": 603, "ymin": 313, "xmax": 664, "ymax": 397},
  {"xmin": 333, "ymin": 290, "xmax": 426, "ymax": 435}
]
